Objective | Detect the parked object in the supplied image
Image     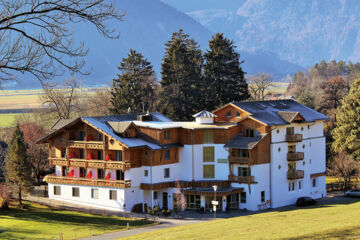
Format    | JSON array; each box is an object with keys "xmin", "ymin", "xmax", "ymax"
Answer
[
  {"xmin": 345, "ymin": 188, "xmax": 360, "ymax": 198},
  {"xmin": 296, "ymin": 197, "xmax": 317, "ymax": 207}
]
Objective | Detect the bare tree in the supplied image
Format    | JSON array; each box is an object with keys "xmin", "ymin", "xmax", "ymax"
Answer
[
  {"xmin": 82, "ymin": 87, "xmax": 112, "ymax": 116},
  {"xmin": 248, "ymin": 73, "xmax": 273, "ymax": 101},
  {"xmin": 0, "ymin": 0, "xmax": 124, "ymax": 83},
  {"xmin": 0, "ymin": 183, "xmax": 12, "ymax": 209},
  {"xmin": 40, "ymin": 78, "xmax": 81, "ymax": 119},
  {"xmin": 328, "ymin": 152, "xmax": 360, "ymax": 191},
  {"xmin": 174, "ymin": 180, "xmax": 186, "ymax": 215}
]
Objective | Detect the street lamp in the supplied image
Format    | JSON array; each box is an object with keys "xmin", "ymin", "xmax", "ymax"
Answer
[{"xmin": 212, "ymin": 185, "xmax": 218, "ymax": 220}]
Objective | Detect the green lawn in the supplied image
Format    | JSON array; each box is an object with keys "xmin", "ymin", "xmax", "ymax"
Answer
[
  {"xmin": 123, "ymin": 198, "xmax": 360, "ymax": 240},
  {"xmin": 0, "ymin": 201, "xmax": 153, "ymax": 240},
  {"xmin": 326, "ymin": 176, "xmax": 359, "ymax": 184},
  {"xmin": 0, "ymin": 113, "xmax": 20, "ymax": 127}
]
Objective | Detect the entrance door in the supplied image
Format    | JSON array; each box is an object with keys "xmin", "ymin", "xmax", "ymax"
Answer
[{"xmin": 162, "ymin": 192, "xmax": 168, "ymax": 210}]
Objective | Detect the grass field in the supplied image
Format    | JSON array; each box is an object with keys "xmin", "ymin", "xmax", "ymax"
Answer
[
  {"xmin": 0, "ymin": 201, "xmax": 153, "ymax": 240},
  {"xmin": 326, "ymin": 176, "xmax": 359, "ymax": 184},
  {"xmin": 0, "ymin": 113, "xmax": 21, "ymax": 127},
  {"xmin": 123, "ymin": 198, "xmax": 360, "ymax": 240}
]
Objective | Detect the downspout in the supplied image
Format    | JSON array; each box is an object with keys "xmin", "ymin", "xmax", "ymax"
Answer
[
  {"xmin": 192, "ymin": 129, "xmax": 194, "ymax": 181},
  {"xmin": 150, "ymin": 151, "xmax": 153, "ymax": 209}
]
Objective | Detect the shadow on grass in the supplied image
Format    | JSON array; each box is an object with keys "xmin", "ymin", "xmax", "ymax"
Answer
[
  {"xmin": 0, "ymin": 227, "xmax": 40, "ymax": 240},
  {"xmin": 284, "ymin": 225, "xmax": 360, "ymax": 240}
]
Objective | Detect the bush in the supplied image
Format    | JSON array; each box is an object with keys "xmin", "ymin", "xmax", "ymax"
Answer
[
  {"xmin": 131, "ymin": 203, "xmax": 144, "ymax": 213},
  {"xmin": 146, "ymin": 205, "xmax": 152, "ymax": 215},
  {"xmin": 161, "ymin": 209, "xmax": 166, "ymax": 216},
  {"xmin": 153, "ymin": 206, "xmax": 159, "ymax": 215},
  {"xmin": 0, "ymin": 183, "xmax": 12, "ymax": 209},
  {"xmin": 166, "ymin": 209, "xmax": 172, "ymax": 216}
]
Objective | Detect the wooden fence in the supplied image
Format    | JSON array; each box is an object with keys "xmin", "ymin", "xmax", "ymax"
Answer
[{"xmin": 326, "ymin": 182, "xmax": 360, "ymax": 192}]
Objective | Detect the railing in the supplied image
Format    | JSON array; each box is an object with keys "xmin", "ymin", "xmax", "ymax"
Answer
[
  {"xmin": 68, "ymin": 140, "xmax": 104, "ymax": 150},
  {"xmin": 44, "ymin": 174, "xmax": 131, "ymax": 188},
  {"xmin": 285, "ymin": 134, "xmax": 302, "ymax": 142},
  {"xmin": 49, "ymin": 158, "xmax": 69, "ymax": 167},
  {"xmin": 287, "ymin": 170, "xmax": 304, "ymax": 179},
  {"xmin": 228, "ymin": 175, "xmax": 255, "ymax": 183},
  {"xmin": 287, "ymin": 152, "xmax": 304, "ymax": 161},
  {"xmin": 228, "ymin": 156, "xmax": 249, "ymax": 164},
  {"xmin": 49, "ymin": 158, "xmax": 130, "ymax": 171}
]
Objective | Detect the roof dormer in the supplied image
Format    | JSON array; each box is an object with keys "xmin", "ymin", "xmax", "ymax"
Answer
[{"xmin": 192, "ymin": 110, "xmax": 217, "ymax": 124}]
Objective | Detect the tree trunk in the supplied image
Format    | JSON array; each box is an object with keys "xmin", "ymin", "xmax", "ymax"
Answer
[{"xmin": 18, "ymin": 186, "xmax": 22, "ymax": 206}]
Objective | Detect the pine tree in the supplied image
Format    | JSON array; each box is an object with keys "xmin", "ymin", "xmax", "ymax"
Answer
[
  {"xmin": 204, "ymin": 33, "xmax": 249, "ymax": 109},
  {"xmin": 332, "ymin": 78, "xmax": 360, "ymax": 161},
  {"xmin": 111, "ymin": 49, "xmax": 157, "ymax": 114},
  {"xmin": 159, "ymin": 29, "xmax": 204, "ymax": 121},
  {"xmin": 5, "ymin": 124, "xmax": 33, "ymax": 205}
]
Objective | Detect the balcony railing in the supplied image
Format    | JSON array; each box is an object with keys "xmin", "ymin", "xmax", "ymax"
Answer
[
  {"xmin": 228, "ymin": 175, "xmax": 255, "ymax": 183},
  {"xmin": 228, "ymin": 156, "xmax": 249, "ymax": 164},
  {"xmin": 287, "ymin": 170, "xmax": 304, "ymax": 179},
  {"xmin": 44, "ymin": 174, "xmax": 131, "ymax": 188},
  {"xmin": 285, "ymin": 134, "xmax": 303, "ymax": 142},
  {"xmin": 68, "ymin": 140, "xmax": 104, "ymax": 150},
  {"xmin": 287, "ymin": 152, "xmax": 304, "ymax": 161},
  {"xmin": 49, "ymin": 158, "xmax": 130, "ymax": 171}
]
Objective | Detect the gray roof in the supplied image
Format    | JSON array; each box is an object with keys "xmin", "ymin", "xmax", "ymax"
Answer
[
  {"xmin": 192, "ymin": 110, "xmax": 217, "ymax": 118},
  {"xmin": 225, "ymin": 134, "xmax": 267, "ymax": 149},
  {"xmin": 107, "ymin": 121, "xmax": 133, "ymax": 134},
  {"xmin": 232, "ymin": 100, "xmax": 328, "ymax": 125},
  {"xmin": 51, "ymin": 119, "xmax": 75, "ymax": 130}
]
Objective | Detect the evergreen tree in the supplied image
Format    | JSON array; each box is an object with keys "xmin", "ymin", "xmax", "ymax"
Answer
[
  {"xmin": 159, "ymin": 29, "xmax": 204, "ymax": 121},
  {"xmin": 5, "ymin": 124, "xmax": 33, "ymax": 205},
  {"xmin": 332, "ymin": 78, "xmax": 360, "ymax": 161},
  {"xmin": 204, "ymin": 33, "xmax": 249, "ymax": 109},
  {"xmin": 111, "ymin": 49, "xmax": 157, "ymax": 114}
]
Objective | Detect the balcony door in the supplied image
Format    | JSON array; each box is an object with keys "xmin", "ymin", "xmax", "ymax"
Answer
[{"xmin": 162, "ymin": 192, "xmax": 168, "ymax": 210}]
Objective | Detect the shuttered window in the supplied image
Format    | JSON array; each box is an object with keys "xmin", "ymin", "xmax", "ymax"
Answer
[
  {"xmin": 203, "ymin": 130, "xmax": 214, "ymax": 143},
  {"xmin": 109, "ymin": 190, "xmax": 117, "ymax": 200},
  {"xmin": 203, "ymin": 165, "xmax": 215, "ymax": 178},
  {"xmin": 203, "ymin": 147, "xmax": 214, "ymax": 162}
]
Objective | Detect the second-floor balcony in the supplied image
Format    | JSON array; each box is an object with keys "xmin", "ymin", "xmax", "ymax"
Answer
[
  {"xmin": 49, "ymin": 157, "xmax": 130, "ymax": 171},
  {"xmin": 286, "ymin": 134, "xmax": 303, "ymax": 142},
  {"xmin": 287, "ymin": 170, "xmax": 304, "ymax": 180},
  {"xmin": 287, "ymin": 152, "xmax": 304, "ymax": 161},
  {"xmin": 45, "ymin": 174, "xmax": 131, "ymax": 188},
  {"xmin": 228, "ymin": 175, "xmax": 255, "ymax": 184},
  {"xmin": 68, "ymin": 140, "xmax": 104, "ymax": 150},
  {"xmin": 228, "ymin": 156, "xmax": 249, "ymax": 164}
]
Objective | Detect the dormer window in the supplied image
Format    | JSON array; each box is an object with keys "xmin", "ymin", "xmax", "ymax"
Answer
[
  {"xmin": 236, "ymin": 111, "xmax": 241, "ymax": 117},
  {"xmin": 79, "ymin": 130, "xmax": 85, "ymax": 141},
  {"xmin": 226, "ymin": 110, "xmax": 232, "ymax": 118},
  {"xmin": 164, "ymin": 130, "xmax": 170, "ymax": 140},
  {"xmin": 97, "ymin": 132, "xmax": 103, "ymax": 141},
  {"xmin": 245, "ymin": 129, "xmax": 256, "ymax": 137}
]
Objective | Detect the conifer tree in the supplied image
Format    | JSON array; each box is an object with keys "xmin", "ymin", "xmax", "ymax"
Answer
[
  {"xmin": 204, "ymin": 33, "xmax": 249, "ymax": 109},
  {"xmin": 111, "ymin": 49, "xmax": 157, "ymax": 114},
  {"xmin": 5, "ymin": 124, "xmax": 33, "ymax": 205},
  {"xmin": 159, "ymin": 29, "xmax": 204, "ymax": 121},
  {"xmin": 332, "ymin": 78, "xmax": 360, "ymax": 161}
]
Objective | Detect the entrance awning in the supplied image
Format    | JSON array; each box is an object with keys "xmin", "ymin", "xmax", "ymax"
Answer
[{"xmin": 181, "ymin": 187, "xmax": 243, "ymax": 197}]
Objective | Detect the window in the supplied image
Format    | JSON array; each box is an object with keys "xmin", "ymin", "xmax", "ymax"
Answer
[
  {"xmin": 116, "ymin": 151, "xmax": 122, "ymax": 161},
  {"xmin": 79, "ymin": 167, "xmax": 86, "ymax": 178},
  {"xmin": 97, "ymin": 169, "xmax": 104, "ymax": 179},
  {"xmin": 97, "ymin": 150, "xmax": 103, "ymax": 160},
  {"xmin": 286, "ymin": 127, "xmax": 294, "ymax": 135},
  {"xmin": 54, "ymin": 186, "xmax": 61, "ymax": 196},
  {"xmin": 299, "ymin": 180, "xmax": 302, "ymax": 190},
  {"xmin": 144, "ymin": 170, "xmax": 148, "ymax": 177},
  {"xmin": 261, "ymin": 191, "xmax": 265, "ymax": 202},
  {"xmin": 116, "ymin": 170, "xmax": 124, "ymax": 180},
  {"xmin": 288, "ymin": 145, "xmax": 296, "ymax": 153},
  {"xmin": 153, "ymin": 191, "xmax": 158, "ymax": 200},
  {"xmin": 245, "ymin": 129, "xmax": 255, "ymax": 137},
  {"xmin": 203, "ymin": 147, "xmax": 214, "ymax": 162},
  {"xmin": 79, "ymin": 130, "xmax": 85, "ymax": 141},
  {"xmin": 240, "ymin": 192, "xmax": 246, "ymax": 203},
  {"xmin": 164, "ymin": 168, "xmax": 170, "ymax": 178},
  {"xmin": 91, "ymin": 189, "xmax": 99, "ymax": 199},
  {"xmin": 288, "ymin": 162, "xmax": 296, "ymax": 171},
  {"xmin": 203, "ymin": 165, "xmax": 215, "ymax": 178},
  {"xmin": 52, "ymin": 148, "xmax": 56, "ymax": 157},
  {"xmin": 312, "ymin": 178, "xmax": 317, "ymax": 187},
  {"xmin": 61, "ymin": 166, "xmax": 67, "ymax": 176},
  {"xmin": 237, "ymin": 149, "xmax": 249, "ymax": 158},
  {"xmin": 97, "ymin": 132, "xmax": 103, "ymax": 141},
  {"xmin": 292, "ymin": 182, "xmax": 295, "ymax": 191},
  {"xmin": 61, "ymin": 148, "xmax": 66, "ymax": 158},
  {"xmin": 226, "ymin": 110, "xmax": 232, "ymax": 118},
  {"xmin": 203, "ymin": 130, "xmax": 214, "ymax": 143},
  {"xmin": 72, "ymin": 187, "xmax": 80, "ymax": 197},
  {"xmin": 226, "ymin": 194, "xmax": 239, "ymax": 209},
  {"xmin": 236, "ymin": 111, "xmax": 241, "ymax": 117},
  {"xmin": 79, "ymin": 149, "xmax": 84, "ymax": 159},
  {"xmin": 186, "ymin": 195, "xmax": 200, "ymax": 209},
  {"xmin": 164, "ymin": 130, "xmax": 170, "ymax": 140},
  {"xmin": 109, "ymin": 190, "xmax": 117, "ymax": 200},
  {"xmin": 164, "ymin": 150, "xmax": 170, "ymax": 160},
  {"xmin": 238, "ymin": 167, "xmax": 251, "ymax": 177}
]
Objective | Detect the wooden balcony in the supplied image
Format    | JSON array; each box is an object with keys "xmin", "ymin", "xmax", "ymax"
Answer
[
  {"xmin": 68, "ymin": 140, "xmax": 104, "ymax": 150},
  {"xmin": 45, "ymin": 175, "xmax": 131, "ymax": 188},
  {"xmin": 69, "ymin": 159, "xmax": 88, "ymax": 168},
  {"xmin": 228, "ymin": 156, "xmax": 249, "ymax": 164},
  {"xmin": 287, "ymin": 170, "xmax": 304, "ymax": 180},
  {"xmin": 287, "ymin": 152, "xmax": 304, "ymax": 161},
  {"xmin": 49, "ymin": 158, "xmax": 69, "ymax": 167},
  {"xmin": 228, "ymin": 175, "xmax": 255, "ymax": 183},
  {"xmin": 285, "ymin": 134, "xmax": 302, "ymax": 142}
]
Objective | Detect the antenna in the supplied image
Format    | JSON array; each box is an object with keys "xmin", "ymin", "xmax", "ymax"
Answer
[{"xmin": 127, "ymin": 107, "xmax": 131, "ymax": 113}]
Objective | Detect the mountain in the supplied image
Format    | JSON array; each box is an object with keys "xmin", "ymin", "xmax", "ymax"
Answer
[
  {"xmin": 164, "ymin": 0, "xmax": 360, "ymax": 68},
  {"xmin": 6, "ymin": 0, "xmax": 302, "ymax": 89}
]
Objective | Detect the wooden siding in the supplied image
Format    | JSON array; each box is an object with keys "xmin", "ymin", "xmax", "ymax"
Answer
[
  {"xmin": 213, "ymin": 104, "xmax": 250, "ymax": 122},
  {"xmin": 249, "ymin": 133, "xmax": 271, "ymax": 164},
  {"xmin": 137, "ymin": 127, "xmax": 180, "ymax": 144}
]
